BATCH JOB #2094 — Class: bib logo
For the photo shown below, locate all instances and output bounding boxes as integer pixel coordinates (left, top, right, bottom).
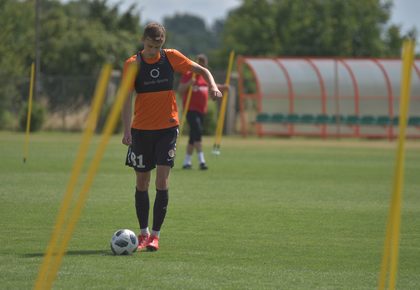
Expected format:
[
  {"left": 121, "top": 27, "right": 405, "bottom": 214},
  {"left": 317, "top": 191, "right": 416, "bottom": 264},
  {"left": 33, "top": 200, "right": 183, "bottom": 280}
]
[
  {"left": 150, "top": 68, "right": 160, "bottom": 79},
  {"left": 168, "top": 149, "right": 175, "bottom": 158}
]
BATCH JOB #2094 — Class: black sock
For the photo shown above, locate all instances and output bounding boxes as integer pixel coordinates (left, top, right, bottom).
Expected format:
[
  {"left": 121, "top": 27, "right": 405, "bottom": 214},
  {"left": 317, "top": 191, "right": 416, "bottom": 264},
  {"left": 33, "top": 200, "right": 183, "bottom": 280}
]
[
  {"left": 135, "top": 189, "right": 149, "bottom": 230},
  {"left": 152, "top": 189, "right": 169, "bottom": 232}
]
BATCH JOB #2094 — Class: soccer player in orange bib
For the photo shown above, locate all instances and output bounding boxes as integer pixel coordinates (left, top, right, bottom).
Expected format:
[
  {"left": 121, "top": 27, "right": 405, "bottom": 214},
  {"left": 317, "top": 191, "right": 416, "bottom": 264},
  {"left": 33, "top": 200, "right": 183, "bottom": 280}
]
[{"left": 121, "top": 23, "right": 222, "bottom": 251}]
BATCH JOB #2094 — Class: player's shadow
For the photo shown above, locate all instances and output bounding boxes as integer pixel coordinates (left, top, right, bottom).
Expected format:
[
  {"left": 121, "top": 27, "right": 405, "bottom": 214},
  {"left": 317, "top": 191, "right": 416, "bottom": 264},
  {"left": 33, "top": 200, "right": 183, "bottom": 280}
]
[{"left": 22, "top": 249, "right": 111, "bottom": 257}]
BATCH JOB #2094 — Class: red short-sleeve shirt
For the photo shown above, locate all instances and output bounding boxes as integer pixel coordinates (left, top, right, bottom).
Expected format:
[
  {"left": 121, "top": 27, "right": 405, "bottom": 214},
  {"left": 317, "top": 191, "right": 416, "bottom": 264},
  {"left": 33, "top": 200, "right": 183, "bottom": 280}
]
[{"left": 180, "top": 72, "right": 209, "bottom": 114}]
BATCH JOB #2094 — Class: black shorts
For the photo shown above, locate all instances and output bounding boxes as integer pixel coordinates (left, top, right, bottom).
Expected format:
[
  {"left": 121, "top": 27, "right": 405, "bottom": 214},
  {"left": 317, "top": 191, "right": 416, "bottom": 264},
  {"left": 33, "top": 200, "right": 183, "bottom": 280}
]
[
  {"left": 125, "top": 126, "right": 178, "bottom": 172},
  {"left": 187, "top": 111, "right": 204, "bottom": 145}
]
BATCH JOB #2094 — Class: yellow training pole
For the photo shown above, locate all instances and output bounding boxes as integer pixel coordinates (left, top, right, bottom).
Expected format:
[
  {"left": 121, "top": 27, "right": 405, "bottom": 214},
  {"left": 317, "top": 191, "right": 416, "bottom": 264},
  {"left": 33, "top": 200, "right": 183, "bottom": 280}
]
[
  {"left": 212, "top": 50, "right": 235, "bottom": 155},
  {"left": 179, "top": 73, "right": 196, "bottom": 136},
  {"left": 377, "top": 39, "right": 415, "bottom": 290},
  {"left": 23, "top": 62, "right": 35, "bottom": 163},
  {"left": 41, "top": 63, "right": 138, "bottom": 290},
  {"left": 33, "top": 64, "right": 113, "bottom": 290}
]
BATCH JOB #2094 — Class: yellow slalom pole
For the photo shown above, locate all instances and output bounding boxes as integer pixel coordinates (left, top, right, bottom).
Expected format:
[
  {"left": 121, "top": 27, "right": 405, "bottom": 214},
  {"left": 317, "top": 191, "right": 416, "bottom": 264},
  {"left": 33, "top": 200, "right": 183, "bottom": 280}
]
[
  {"left": 40, "top": 63, "right": 138, "bottom": 290},
  {"left": 212, "top": 50, "right": 235, "bottom": 155},
  {"left": 23, "top": 62, "right": 35, "bottom": 163},
  {"left": 33, "top": 64, "right": 113, "bottom": 290},
  {"left": 377, "top": 39, "right": 415, "bottom": 290},
  {"left": 179, "top": 73, "right": 196, "bottom": 136}
]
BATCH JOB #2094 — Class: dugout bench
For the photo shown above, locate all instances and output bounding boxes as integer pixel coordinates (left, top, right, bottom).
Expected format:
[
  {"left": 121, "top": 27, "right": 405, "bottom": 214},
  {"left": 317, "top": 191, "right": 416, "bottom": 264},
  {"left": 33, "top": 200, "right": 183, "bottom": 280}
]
[{"left": 256, "top": 113, "right": 420, "bottom": 127}]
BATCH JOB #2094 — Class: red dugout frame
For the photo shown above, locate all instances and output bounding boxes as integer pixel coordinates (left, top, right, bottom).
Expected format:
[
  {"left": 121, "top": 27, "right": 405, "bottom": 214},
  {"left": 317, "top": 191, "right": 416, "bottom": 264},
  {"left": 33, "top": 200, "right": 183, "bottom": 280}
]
[{"left": 238, "top": 56, "right": 420, "bottom": 139}]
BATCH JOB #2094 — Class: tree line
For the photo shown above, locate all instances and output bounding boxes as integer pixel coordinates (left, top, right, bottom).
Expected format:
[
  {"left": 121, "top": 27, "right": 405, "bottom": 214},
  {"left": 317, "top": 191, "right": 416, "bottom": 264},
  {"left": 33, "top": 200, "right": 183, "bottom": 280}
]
[
  {"left": 0, "top": 0, "right": 416, "bottom": 128},
  {"left": 222, "top": 0, "right": 415, "bottom": 59}
]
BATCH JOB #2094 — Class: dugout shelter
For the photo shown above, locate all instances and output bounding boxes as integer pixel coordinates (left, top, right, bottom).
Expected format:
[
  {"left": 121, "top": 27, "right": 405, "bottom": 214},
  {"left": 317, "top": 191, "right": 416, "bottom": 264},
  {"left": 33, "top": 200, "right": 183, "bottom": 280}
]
[{"left": 237, "top": 56, "right": 420, "bottom": 139}]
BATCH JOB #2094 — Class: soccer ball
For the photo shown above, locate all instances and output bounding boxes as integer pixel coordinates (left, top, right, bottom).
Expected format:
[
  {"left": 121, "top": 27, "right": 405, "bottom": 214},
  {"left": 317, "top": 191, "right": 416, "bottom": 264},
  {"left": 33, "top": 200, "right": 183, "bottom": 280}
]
[{"left": 110, "top": 229, "right": 138, "bottom": 255}]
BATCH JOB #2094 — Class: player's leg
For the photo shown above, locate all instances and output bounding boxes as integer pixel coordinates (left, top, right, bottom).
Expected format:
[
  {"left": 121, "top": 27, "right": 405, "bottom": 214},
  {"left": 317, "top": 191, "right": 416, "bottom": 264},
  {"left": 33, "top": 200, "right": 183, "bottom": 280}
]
[
  {"left": 135, "top": 171, "right": 152, "bottom": 249},
  {"left": 148, "top": 126, "right": 177, "bottom": 251},
  {"left": 183, "top": 112, "right": 194, "bottom": 169},
  {"left": 186, "top": 111, "right": 207, "bottom": 169},
  {"left": 146, "top": 165, "right": 170, "bottom": 251},
  {"left": 193, "top": 139, "right": 207, "bottom": 169},
  {"left": 154, "top": 165, "right": 170, "bottom": 230},
  {"left": 193, "top": 112, "right": 207, "bottom": 170},
  {"left": 182, "top": 142, "right": 194, "bottom": 169},
  {"left": 135, "top": 171, "right": 151, "bottom": 227},
  {"left": 125, "top": 128, "right": 156, "bottom": 249}
]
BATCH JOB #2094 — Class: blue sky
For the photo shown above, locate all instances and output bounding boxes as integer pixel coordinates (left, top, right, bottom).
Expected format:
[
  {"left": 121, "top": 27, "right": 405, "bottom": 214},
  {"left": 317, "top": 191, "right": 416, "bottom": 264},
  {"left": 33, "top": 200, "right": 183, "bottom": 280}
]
[
  {"left": 130, "top": 0, "right": 240, "bottom": 26},
  {"left": 390, "top": 0, "right": 420, "bottom": 34},
  {"left": 107, "top": 0, "right": 420, "bottom": 33},
  {"left": 61, "top": 0, "right": 420, "bottom": 37}
]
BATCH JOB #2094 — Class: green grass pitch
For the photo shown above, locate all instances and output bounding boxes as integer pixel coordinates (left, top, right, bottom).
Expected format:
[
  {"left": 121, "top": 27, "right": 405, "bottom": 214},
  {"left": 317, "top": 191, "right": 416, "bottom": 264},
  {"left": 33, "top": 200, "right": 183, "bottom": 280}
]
[{"left": 0, "top": 131, "right": 419, "bottom": 289}]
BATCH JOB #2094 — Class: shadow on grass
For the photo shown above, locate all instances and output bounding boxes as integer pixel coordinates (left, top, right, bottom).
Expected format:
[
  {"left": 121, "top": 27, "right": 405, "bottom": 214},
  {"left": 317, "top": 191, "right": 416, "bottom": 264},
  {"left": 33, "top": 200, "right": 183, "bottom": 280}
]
[{"left": 22, "top": 249, "right": 111, "bottom": 257}]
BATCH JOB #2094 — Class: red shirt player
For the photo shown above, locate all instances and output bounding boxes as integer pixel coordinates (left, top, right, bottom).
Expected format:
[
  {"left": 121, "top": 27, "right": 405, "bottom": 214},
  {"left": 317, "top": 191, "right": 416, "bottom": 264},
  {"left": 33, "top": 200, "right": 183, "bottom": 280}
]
[{"left": 178, "top": 54, "right": 228, "bottom": 170}]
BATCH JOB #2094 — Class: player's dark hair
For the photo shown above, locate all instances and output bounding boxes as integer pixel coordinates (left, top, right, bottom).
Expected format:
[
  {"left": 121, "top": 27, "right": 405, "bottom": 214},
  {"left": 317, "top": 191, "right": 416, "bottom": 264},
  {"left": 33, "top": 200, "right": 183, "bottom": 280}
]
[
  {"left": 197, "top": 54, "right": 208, "bottom": 67},
  {"left": 142, "top": 22, "right": 166, "bottom": 43}
]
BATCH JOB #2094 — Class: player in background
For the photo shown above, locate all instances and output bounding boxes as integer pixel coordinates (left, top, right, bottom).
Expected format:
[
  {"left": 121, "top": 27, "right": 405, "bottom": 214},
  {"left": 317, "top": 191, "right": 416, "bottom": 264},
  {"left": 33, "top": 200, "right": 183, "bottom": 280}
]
[
  {"left": 121, "top": 23, "right": 222, "bottom": 251},
  {"left": 178, "top": 54, "right": 228, "bottom": 170}
]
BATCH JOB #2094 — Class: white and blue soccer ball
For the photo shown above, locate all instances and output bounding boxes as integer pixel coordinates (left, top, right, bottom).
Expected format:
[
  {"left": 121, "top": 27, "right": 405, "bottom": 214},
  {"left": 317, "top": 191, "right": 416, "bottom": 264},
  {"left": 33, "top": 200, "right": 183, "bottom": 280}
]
[{"left": 110, "top": 229, "right": 138, "bottom": 255}]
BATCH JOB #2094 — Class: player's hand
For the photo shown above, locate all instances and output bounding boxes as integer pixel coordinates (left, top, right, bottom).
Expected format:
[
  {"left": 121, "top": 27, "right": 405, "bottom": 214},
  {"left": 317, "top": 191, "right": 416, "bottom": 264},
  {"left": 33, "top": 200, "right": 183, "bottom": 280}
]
[
  {"left": 209, "top": 88, "right": 222, "bottom": 101},
  {"left": 122, "top": 130, "right": 132, "bottom": 146}
]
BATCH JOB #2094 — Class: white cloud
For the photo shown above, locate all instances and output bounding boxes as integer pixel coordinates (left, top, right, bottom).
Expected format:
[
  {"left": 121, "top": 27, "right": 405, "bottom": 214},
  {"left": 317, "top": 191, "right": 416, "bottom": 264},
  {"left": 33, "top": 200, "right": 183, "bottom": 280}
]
[{"left": 110, "top": 0, "right": 241, "bottom": 26}]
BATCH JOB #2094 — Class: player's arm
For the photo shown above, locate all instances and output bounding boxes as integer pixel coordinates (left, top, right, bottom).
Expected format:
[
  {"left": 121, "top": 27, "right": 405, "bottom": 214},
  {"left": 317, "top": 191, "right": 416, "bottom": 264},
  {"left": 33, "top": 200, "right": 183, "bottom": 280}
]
[
  {"left": 217, "top": 83, "right": 229, "bottom": 92},
  {"left": 121, "top": 60, "right": 135, "bottom": 146},
  {"left": 167, "top": 49, "right": 221, "bottom": 99},
  {"left": 177, "top": 74, "right": 194, "bottom": 96},
  {"left": 190, "top": 63, "right": 222, "bottom": 100},
  {"left": 121, "top": 91, "right": 133, "bottom": 145}
]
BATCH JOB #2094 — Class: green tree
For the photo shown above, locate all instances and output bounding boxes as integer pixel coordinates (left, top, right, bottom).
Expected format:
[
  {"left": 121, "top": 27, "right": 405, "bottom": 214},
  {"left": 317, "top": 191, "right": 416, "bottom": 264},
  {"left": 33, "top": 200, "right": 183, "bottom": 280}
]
[
  {"left": 0, "top": 0, "right": 34, "bottom": 128},
  {"left": 40, "top": 0, "right": 142, "bottom": 75},
  {"left": 383, "top": 25, "right": 405, "bottom": 57},
  {"left": 0, "top": 0, "right": 143, "bottom": 129},
  {"left": 163, "top": 13, "right": 220, "bottom": 57},
  {"left": 223, "top": 0, "right": 279, "bottom": 56},
  {"left": 222, "top": 0, "right": 409, "bottom": 57}
]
